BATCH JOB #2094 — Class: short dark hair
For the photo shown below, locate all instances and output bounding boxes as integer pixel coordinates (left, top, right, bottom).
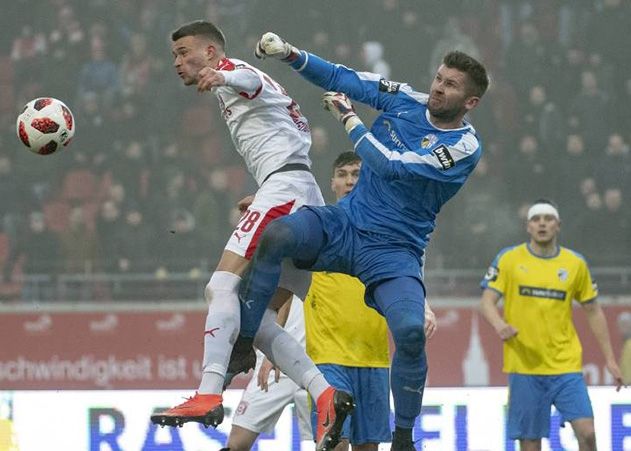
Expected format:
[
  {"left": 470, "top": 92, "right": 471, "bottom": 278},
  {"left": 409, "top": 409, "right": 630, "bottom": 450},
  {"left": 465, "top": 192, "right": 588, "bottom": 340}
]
[
  {"left": 171, "top": 20, "right": 226, "bottom": 49},
  {"left": 333, "top": 151, "right": 361, "bottom": 170},
  {"left": 443, "top": 51, "right": 489, "bottom": 98}
]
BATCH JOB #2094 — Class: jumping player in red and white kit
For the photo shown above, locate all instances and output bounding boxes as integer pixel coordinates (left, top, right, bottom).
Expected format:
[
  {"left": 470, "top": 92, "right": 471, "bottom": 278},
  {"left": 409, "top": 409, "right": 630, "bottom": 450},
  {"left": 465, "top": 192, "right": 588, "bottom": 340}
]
[{"left": 151, "top": 21, "right": 352, "bottom": 450}]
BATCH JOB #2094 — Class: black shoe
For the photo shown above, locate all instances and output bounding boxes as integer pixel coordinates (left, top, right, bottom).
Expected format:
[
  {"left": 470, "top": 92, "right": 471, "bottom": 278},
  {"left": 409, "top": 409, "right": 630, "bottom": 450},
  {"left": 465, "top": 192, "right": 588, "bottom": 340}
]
[
  {"left": 223, "top": 335, "right": 257, "bottom": 389},
  {"left": 391, "top": 429, "right": 416, "bottom": 451}
]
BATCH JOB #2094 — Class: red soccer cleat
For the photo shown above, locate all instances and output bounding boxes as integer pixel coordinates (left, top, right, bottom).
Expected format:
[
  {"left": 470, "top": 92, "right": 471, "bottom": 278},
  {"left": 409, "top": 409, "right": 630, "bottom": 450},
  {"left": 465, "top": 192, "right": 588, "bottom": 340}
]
[
  {"left": 150, "top": 392, "right": 224, "bottom": 428},
  {"left": 315, "top": 387, "right": 355, "bottom": 451}
]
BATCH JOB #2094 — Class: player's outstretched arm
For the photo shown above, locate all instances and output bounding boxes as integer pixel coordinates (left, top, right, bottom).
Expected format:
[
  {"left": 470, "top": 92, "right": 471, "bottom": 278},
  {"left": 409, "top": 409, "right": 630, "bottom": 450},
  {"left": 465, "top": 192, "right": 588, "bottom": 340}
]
[{"left": 255, "top": 32, "right": 400, "bottom": 112}]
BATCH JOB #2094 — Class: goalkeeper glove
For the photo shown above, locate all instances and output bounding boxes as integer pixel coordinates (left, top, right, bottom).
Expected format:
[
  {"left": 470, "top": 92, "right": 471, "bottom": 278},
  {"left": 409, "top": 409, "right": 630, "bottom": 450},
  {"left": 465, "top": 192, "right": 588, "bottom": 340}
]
[
  {"left": 255, "top": 32, "right": 300, "bottom": 62},
  {"left": 322, "top": 92, "right": 362, "bottom": 132}
]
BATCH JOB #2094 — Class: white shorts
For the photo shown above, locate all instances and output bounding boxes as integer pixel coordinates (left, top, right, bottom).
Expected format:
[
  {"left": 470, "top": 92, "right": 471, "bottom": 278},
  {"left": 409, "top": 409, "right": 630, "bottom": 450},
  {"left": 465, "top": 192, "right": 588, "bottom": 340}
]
[
  {"left": 224, "top": 170, "right": 325, "bottom": 300},
  {"left": 231, "top": 352, "right": 312, "bottom": 440}
]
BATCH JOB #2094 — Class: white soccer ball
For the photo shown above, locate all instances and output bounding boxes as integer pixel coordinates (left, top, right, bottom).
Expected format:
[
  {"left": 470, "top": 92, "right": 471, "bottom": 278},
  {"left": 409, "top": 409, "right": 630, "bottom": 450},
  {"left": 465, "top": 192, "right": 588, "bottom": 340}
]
[{"left": 16, "top": 97, "right": 75, "bottom": 155}]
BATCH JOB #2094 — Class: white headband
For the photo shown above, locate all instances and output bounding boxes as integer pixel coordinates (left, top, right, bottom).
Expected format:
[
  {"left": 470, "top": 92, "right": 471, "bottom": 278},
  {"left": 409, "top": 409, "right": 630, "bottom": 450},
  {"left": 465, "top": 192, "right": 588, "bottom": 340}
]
[{"left": 527, "top": 203, "right": 560, "bottom": 221}]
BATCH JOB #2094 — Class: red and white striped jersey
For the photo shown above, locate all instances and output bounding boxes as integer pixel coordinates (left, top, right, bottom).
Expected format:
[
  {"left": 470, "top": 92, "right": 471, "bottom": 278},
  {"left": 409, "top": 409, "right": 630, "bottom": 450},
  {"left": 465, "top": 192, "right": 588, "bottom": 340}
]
[{"left": 213, "top": 57, "right": 312, "bottom": 186}]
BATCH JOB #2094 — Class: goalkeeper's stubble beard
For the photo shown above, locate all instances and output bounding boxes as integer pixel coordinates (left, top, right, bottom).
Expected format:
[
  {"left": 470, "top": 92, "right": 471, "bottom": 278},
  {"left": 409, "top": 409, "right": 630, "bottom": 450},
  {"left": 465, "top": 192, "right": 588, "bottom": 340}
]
[{"left": 427, "top": 101, "right": 467, "bottom": 124}]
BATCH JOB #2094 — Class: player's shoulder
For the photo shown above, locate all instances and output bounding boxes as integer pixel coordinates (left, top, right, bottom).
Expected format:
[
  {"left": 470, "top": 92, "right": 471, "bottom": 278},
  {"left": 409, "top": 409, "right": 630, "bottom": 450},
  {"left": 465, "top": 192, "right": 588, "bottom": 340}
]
[
  {"left": 483, "top": 244, "right": 525, "bottom": 286},
  {"left": 372, "top": 76, "right": 432, "bottom": 111},
  {"left": 558, "top": 246, "right": 590, "bottom": 266},
  {"left": 440, "top": 128, "right": 481, "bottom": 158},
  {"left": 397, "top": 84, "right": 428, "bottom": 104},
  {"left": 493, "top": 243, "right": 525, "bottom": 265},
  {"left": 218, "top": 57, "right": 258, "bottom": 72}
]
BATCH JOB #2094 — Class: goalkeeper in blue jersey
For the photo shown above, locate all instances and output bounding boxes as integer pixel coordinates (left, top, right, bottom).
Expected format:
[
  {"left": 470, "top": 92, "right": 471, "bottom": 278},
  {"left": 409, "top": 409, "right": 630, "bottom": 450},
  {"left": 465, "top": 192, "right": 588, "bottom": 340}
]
[{"left": 231, "top": 33, "right": 489, "bottom": 451}]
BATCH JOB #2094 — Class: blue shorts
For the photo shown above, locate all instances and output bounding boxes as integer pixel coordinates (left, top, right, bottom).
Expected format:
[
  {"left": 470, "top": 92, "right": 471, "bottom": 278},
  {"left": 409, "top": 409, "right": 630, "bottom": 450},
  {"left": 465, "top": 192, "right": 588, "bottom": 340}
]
[
  {"left": 299, "top": 205, "right": 424, "bottom": 311},
  {"left": 507, "top": 373, "right": 594, "bottom": 440},
  {"left": 311, "top": 364, "right": 391, "bottom": 445}
]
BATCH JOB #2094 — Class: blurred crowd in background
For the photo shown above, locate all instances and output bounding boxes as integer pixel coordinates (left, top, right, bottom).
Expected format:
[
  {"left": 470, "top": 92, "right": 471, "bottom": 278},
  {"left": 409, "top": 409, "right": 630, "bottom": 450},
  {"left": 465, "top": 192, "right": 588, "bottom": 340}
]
[{"left": 0, "top": 0, "right": 629, "bottom": 301}]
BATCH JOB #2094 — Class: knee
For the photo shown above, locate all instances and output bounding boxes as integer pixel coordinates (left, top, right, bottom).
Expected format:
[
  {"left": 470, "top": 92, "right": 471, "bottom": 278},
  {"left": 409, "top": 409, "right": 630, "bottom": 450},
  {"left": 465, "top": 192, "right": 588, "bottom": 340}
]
[
  {"left": 391, "top": 320, "right": 426, "bottom": 358},
  {"left": 575, "top": 427, "right": 596, "bottom": 449},
  {"left": 257, "top": 218, "right": 295, "bottom": 259},
  {"left": 204, "top": 271, "right": 240, "bottom": 304}
]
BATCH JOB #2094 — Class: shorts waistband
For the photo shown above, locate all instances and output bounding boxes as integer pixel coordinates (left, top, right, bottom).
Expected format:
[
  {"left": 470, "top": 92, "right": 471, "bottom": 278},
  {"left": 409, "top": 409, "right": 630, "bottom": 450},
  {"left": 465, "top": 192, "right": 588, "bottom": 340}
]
[{"left": 263, "top": 163, "right": 311, "bottom": 184}]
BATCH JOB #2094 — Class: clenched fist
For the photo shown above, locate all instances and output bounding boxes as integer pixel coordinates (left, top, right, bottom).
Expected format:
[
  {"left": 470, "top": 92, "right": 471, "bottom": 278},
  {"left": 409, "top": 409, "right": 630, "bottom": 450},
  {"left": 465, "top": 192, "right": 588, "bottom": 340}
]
[{"left": 254, "top": 32, "right": 299, "bottom": 61}]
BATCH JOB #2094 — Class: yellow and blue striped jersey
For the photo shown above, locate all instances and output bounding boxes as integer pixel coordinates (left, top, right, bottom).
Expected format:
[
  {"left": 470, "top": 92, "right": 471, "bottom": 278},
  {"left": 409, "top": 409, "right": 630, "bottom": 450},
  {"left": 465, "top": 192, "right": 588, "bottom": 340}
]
[
  {"left": 481, "top": 243, "right": 598, "bottom": 375},
  {"left": 304, "top": 272, "right": 389, "bottom": 367}
]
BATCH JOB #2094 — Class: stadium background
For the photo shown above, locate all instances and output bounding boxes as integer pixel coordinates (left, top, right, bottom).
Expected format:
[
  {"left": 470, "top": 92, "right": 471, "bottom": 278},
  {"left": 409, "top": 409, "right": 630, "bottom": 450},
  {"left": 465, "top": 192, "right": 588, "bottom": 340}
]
[{"left": 0, "top": 0, "right": 630, "bottom": 450}]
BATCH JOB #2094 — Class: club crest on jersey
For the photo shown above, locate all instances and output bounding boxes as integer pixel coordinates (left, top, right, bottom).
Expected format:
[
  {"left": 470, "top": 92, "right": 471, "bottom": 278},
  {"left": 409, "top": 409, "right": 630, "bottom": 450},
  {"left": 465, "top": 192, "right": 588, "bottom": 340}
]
[
  {"left": 379, "top": 79, "right": 401, "bottom": 94},
  {"left": 558, "top": 268, "right": 568, "bottom": 281},
  {"left": 432, "top": 144, "right": 455, "bottom": 170},
  {"left": 421, "top": 134, "right": 438, "bottom": 149}
]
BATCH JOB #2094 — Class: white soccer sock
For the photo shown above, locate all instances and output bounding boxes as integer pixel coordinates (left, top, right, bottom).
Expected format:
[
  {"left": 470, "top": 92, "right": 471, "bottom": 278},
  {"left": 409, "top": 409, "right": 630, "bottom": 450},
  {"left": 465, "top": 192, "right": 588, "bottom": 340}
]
[
  {"left": 254, "top": 308, "right": 329, "bottom": 400},
  {"left": 198, "top": 271, "right": 241, "bottom": 395},
  {"left": 304, "top": 370, "right": 330, "bottom": 401}
]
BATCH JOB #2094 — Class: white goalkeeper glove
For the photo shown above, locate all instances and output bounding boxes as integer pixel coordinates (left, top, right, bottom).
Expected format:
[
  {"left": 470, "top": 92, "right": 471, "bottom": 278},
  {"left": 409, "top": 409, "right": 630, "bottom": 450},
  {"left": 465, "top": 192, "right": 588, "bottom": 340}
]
[
  {"left": 255, "top": 32, "right": 299, "bottom": 61},
  {"left": 322, "top": 92, "right": 363, "bottom": 133}
]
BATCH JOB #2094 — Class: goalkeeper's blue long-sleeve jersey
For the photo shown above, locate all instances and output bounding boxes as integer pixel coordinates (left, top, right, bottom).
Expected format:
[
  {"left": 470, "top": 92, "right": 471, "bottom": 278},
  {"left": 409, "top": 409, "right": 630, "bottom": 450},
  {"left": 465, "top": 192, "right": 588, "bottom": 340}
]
[{"left": 290, "top": 52, "right": 483, "bottom": 257}]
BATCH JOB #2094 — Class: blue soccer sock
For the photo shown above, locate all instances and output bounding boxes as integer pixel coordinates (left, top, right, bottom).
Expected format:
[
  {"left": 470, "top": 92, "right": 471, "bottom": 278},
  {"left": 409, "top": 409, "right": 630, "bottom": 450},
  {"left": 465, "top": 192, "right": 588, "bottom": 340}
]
[
  {"left": 373, "top": 277, "right": 427, "bottom": 429},
  {"left": 239, "top": 208, "right": 324, "bottom": 338}
]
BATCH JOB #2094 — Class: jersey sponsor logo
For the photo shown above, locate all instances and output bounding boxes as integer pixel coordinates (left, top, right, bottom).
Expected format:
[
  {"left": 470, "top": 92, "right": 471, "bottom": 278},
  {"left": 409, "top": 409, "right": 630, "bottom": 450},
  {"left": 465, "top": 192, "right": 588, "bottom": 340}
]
[
  {"left": 519, "top": 285, "right": 566, "bottom": 301},
  {"left": 378, "top": 79, "right": 401, "bottom": 94},
  {"left": 484, "top": 266, "right": 499, "bottom": 282},
  {"left": 558, "top": 268, "right": 568, "bottom": 281},
  {"left": 421, "top": 134, "right": 438, "bottom": 149},
  {"left": 383, "top": 119, "right": 407, "bottom": 149},
  {"left": 433, "top": 144, "right": 455, "bottom": 170}
]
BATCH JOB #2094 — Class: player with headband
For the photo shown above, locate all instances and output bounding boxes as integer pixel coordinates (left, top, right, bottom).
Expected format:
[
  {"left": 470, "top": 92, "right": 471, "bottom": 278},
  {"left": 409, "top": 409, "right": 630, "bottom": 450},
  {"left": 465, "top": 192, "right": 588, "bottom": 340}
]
[{"left": 480, "top": 198, "right": 623, "bottom": 451}]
